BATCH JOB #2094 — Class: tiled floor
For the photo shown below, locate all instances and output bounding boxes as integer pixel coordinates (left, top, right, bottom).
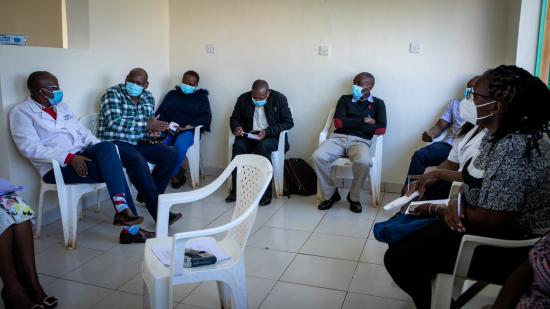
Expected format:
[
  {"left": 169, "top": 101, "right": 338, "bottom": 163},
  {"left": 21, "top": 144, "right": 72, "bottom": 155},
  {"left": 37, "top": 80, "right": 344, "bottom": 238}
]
[{"left": 12, "top": 177, "right": 421, "bottom": 309}]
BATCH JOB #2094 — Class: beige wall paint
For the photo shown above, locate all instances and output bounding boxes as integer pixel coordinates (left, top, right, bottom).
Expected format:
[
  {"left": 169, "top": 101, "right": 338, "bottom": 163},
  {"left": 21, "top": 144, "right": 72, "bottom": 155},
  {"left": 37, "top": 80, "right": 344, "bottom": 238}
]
[
  {"left": 0, "top": 0, "right": 171, "bottom": 216},
  {"left": 169, "top": 0, "right": 519, "bottom": 184},
  {"left": 0, "top": 0, "right": 64, "bottom": 48}
]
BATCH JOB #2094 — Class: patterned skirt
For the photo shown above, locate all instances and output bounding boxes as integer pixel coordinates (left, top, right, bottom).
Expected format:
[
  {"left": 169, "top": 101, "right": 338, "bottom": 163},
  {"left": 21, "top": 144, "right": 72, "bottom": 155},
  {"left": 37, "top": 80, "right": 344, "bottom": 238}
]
[{"left": 0, "top": 193, "right": 34, "bottom": 235}]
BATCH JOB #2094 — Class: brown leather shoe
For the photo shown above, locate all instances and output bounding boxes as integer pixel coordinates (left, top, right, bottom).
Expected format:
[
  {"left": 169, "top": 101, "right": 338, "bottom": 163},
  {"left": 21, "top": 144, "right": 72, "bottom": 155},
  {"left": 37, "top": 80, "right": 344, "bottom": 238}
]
[
  {"left": 119, "top": 228, "right": 155, "bottom": 244},
  {"left": 113, "top": 209, "right": 144, "bottom": 226}
]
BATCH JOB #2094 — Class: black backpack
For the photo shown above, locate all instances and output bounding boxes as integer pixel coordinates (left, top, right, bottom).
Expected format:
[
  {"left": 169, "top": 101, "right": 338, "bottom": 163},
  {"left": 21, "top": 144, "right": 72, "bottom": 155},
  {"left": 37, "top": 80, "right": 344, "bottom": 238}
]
[{"left": 283, "top": 158, "right": 317, "bottom": 196}]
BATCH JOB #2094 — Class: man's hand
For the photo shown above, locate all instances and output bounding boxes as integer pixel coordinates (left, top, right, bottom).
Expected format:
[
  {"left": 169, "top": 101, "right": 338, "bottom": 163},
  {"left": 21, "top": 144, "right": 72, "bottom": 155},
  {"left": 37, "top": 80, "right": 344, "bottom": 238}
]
[
  {"left": 422, "top": 131, "right": 434, "bottom": 142},
  {"left": 233, "top": 126, "right": 244, "bottom": 136},
  {"left": 71, "top": 155, "right": 92, "bottom": 177},
  {"left": 147, "top": 115, "right": 169, "bottom": 132},
  {"left": 257, "top": 129, "right": 266, "bottom": 141},
  {"left": 364, "top": 117, "right": 376, "bottom": 125},
  {"left": 442, "top": 197, "right": 465, "bottom": 233}
]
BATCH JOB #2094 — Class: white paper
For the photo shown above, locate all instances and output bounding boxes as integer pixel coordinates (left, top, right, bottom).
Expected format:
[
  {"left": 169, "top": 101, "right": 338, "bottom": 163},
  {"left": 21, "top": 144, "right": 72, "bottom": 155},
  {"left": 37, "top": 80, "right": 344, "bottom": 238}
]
[
  {"left": 382, "top": 191, "right": 420, "bottom": 211},
  {"left": 245, "top": 132, "right": 261, "bottom": 140},
  {"left": 152, "top": 237, "right": 231, "bottom": 267},
  {"left": 0, "top": 178, "right": 24, "bottom": 195},
  {"left": 405, "top": 199, "right": 449, "bottom": 214}
]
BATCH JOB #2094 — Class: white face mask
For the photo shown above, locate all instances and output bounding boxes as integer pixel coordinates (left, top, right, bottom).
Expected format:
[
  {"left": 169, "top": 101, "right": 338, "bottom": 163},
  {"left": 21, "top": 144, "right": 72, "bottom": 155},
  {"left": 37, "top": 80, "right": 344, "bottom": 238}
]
[{"left": 459, "top": 97, "right": 496, "bottom": 125}]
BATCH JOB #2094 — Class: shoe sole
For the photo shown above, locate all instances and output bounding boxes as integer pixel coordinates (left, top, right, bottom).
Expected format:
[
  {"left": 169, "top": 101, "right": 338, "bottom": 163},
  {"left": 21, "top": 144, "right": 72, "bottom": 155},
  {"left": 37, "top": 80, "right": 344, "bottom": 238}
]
[{"left": 113, "top": 217, "right": 144, "bottom": 226}]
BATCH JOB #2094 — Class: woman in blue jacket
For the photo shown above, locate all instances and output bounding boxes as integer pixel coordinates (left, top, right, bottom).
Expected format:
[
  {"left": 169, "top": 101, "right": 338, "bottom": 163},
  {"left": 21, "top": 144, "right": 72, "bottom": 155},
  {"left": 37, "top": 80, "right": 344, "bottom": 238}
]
[{"left": 156, "top": 71, "right": 212, "bottom": 188}]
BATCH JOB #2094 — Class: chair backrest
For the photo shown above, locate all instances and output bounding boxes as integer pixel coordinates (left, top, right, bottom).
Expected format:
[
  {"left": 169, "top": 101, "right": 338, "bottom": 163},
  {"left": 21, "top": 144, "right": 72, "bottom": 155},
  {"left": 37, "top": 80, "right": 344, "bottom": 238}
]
[
  {"left": 79, "top": 113, "right": 100, "bottom": 135},
  {"left": 229, "top": 155, "right": 273, "bottom": 247}
]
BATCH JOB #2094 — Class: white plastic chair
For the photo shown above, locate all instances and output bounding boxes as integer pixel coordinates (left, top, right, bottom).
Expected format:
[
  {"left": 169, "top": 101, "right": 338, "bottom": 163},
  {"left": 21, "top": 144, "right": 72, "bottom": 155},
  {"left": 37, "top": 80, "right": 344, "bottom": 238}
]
[
  {"left": 317, "top": 108, "right": 383, "bottom": 207},
  {"left": 431, "top": 235, "right": 540, "bottom": 309},
  {"left": 227, "top": 130, "right": 288, "bottom": 198},
  {"left": 142, "top": 154, "right": 273, "bottom": 309},
  {"left": 34, "top": 159, "right": 106, "bottom": 249}
]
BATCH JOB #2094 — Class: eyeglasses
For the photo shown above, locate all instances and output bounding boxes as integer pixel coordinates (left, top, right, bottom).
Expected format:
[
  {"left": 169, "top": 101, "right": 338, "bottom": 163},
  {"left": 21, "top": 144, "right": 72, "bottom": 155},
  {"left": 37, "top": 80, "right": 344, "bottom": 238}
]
[{"left": 465, "top": 88, "right": 492, "bottom": 100}]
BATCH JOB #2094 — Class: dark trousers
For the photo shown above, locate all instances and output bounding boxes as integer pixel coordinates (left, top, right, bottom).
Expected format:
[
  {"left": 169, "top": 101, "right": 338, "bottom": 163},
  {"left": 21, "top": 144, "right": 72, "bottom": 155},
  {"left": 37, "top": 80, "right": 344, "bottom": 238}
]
[
  {"left": 403, "top": 142, "right": 452, "bottom": 193},
  {"left": 384, "top": 220, "right": 530, "bottom": 309},
  {"left": 230, "top": 136, "right": 278, "bottom": 200},
  {"left": 113, "top": 141, "right": 178, "bottom": 220},
  {"left": 42, "top": 141, "right": 137, "bottom": 216}
]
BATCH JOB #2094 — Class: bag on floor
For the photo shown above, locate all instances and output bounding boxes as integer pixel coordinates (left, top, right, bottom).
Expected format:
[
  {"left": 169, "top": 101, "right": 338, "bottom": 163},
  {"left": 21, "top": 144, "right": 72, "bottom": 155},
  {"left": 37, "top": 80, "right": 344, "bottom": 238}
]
[{"left": 283, "top": 158, "right": 317, "bottom": 196}]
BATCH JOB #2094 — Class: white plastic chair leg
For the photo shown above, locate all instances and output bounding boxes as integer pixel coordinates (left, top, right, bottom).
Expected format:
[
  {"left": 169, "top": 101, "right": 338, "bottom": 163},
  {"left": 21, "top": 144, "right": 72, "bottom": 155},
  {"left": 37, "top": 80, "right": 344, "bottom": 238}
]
[
  {"left": 228, "top": 275, "right": 247, "bottom": 309},
  {"left": 62, "top": 191, "right": 79, "bottom": 250},
  {"left": 217, "top": 281, "right": 233, "bottom": 309},
  {"left": 143, "top": 282, "right": 152, "bottom": 309},
  {"left": 35, "top": 185, "right": 47, "bottom": 238},
  {"left": 431, "top": 273, "right": 455, "bottom": 309},
  {"left": 271, "top": 152, "right": 284, "bottom": 198},
  {"left": 369, "top": 169, "right": 382, "bottom": 207},
  {"left": 188, "top": 147, "right": 200, "bottom": 189},
  {"left": 95, "top": 190, "right": 101, "bottom": 212}
]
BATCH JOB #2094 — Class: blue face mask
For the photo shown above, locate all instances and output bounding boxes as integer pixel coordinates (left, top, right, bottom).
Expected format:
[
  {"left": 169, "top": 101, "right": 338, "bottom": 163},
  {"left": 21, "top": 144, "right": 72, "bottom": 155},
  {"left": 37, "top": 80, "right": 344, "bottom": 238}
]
[
  {"left": 252, "top": 98, "right": 267, "bottom": 107},
  {"left": 125, "top": 82, "right": 144, "bottom": 97},
  {"left": 352, "top": 84, "right": 364, "bottom": 100},
  {"left": 179, "top": 83, "right": 196, "bottom": 94},
  {"left": 44, "top": 89, "right": 63, "bottom": 105}
]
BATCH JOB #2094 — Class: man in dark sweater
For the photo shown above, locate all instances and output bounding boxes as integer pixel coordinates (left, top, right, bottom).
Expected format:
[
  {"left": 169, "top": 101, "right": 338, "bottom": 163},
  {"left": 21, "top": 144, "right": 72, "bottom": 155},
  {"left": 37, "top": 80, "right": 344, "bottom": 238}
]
[
  {"left": 226, "top": 79, "right": 294, "bottom": 206},
  {"left": 313, "top": 72, "right": 387, "bottom": 213}
]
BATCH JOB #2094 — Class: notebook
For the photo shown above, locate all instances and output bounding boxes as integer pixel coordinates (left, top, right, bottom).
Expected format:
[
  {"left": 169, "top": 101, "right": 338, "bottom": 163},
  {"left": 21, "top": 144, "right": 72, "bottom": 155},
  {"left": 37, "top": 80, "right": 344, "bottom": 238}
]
[
  {"left": 405, "top": 199, "right": 449, "bottom": 214},
  {"left": 382, "top": 191, "right": 420, "bottom": 211}
]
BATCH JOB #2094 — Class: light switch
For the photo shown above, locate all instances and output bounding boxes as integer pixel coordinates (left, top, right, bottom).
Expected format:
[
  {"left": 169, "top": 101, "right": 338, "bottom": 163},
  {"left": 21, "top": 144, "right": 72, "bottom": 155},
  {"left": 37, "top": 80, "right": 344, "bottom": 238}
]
[
  {"left": 206, "top": 44, "right": 215, "bottom": 54},
  {"left": 409, "top": 43, "right": 422, "bottom": 54},
  {"left": 319, "top": 45, "right": 330, "bottom": 56}
]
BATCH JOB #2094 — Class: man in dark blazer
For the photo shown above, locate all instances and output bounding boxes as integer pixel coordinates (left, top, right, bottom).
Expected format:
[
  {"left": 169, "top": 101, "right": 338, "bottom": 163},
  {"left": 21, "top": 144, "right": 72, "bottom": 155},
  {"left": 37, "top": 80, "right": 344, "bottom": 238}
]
[{"left": 226, "top": 79, "right": 294, "bottom": 206}]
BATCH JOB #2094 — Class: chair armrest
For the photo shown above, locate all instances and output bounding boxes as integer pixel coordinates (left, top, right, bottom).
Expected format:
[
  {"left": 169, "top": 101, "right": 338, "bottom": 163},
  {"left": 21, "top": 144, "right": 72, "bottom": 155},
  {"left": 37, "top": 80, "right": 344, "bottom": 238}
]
[
  {"left": 193, "top": 125, "right": 203, "bottom": 146},
  {"left": 453, "top": 235, "right": 540, "bottom": 278},
  {"left": 319, "top": 108, "right": 335, "bottom": 146},
  {"left": 370, "top": 135, "right": 384, "bottom": 159},
  {"left": 278, "top": 130, "right": 288, "bottom": 153},
  {"left": 156, "top": 160, "right": 236, "bottom": 236}
]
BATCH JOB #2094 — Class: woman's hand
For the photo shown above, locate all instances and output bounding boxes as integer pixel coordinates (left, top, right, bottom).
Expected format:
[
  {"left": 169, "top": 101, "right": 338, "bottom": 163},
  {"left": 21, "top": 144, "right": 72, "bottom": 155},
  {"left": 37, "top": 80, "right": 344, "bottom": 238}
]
[
  {"left": 441, "top": 198, "right": 466, "bottom": 233},
  {"left": 410, "top": 171, "right": 440, "bottom": 198},
  {"left": 411, "top": 204, "right": 432, "bottom": 217}
]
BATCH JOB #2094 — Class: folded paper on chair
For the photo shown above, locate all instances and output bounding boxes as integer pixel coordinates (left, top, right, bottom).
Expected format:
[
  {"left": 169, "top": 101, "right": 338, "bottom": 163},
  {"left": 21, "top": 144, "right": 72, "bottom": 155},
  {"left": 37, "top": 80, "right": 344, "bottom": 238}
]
[
  {"left": 405, "top": 199, "right": 449, "bottom": 214},
  {"left": 0, "top": 179, "right": 24, "bottom": 196},
  {"left": 152, "top": 236, "right": 230, "bottom": 267},
  {"left": 382, "top": 191, "right": 419, "bottom": 211}
]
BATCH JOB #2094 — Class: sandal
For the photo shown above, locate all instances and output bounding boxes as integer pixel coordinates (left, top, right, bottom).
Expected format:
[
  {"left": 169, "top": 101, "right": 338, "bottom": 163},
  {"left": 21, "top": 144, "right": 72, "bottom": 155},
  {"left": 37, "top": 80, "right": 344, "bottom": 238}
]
[{"left": 42, "top": 296, "right": 58, "bottom": 308}]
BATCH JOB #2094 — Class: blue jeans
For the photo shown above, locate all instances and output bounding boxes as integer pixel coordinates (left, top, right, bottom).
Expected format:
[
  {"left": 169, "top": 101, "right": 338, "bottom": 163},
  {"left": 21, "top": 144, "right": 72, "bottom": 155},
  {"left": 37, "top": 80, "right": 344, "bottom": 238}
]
[
  {"left": 113, "top": 141, "right": 178, "bottom": 220},
  {"left": 42, "top": 141, "right": 137, "bottom": 216},
  {"left": 163, "top": 131, "right": 195, "bottom": 177},
  {"left": 403, "top": 142, "right": 452, "bottom": 194}
]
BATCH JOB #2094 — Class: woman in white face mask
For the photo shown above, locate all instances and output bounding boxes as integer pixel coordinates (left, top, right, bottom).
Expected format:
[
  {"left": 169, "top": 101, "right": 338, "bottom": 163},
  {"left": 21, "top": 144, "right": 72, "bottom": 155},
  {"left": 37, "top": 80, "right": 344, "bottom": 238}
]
[{"left": 385, "top": 65, "right": 550, "bottom": 309}]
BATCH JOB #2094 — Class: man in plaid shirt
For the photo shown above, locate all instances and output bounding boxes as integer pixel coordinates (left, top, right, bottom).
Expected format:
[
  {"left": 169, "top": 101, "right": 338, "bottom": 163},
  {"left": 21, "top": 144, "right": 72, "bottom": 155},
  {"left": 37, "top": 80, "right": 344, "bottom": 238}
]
[{"left": 98, "top": 68, "right": 182, "bottom": 240}]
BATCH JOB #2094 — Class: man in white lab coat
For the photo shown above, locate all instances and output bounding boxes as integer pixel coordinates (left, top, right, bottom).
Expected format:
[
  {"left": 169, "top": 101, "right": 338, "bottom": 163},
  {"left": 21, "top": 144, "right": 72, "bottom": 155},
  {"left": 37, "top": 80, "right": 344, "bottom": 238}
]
[{"left": 10, "top": 71, "right": 154, "bottom": 244}]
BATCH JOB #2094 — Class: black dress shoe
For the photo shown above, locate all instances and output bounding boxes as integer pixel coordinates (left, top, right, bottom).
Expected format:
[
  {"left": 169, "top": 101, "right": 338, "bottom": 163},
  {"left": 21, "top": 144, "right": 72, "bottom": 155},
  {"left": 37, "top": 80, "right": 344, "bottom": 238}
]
[
  {"left": 169, "top": 212, "right": 183, "bottom": 225},
  {"left": 318, "top": 190, "right": 341, "bottom": 210},
  {"left": 225, "top": 194, "right": 236, "bottom": 203},
  {"left": 113, "top": 211, "right": 144, "bottom": 226},
  {"left": 259, "top": 197, "right": 271, "bottom": 206},
  {"left": 347, "top": 193, "right": 362, "bottom": 213},
  {"left": 119, "top": 228, "right": 156, "bottom": 244}
]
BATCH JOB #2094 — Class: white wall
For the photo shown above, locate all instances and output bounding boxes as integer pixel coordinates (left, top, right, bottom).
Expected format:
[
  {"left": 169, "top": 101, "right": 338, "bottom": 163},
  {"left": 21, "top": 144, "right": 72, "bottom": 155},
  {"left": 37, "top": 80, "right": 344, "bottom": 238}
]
[
  {"left": 516, "top": 0, "right": 542, "bottom": 73},
  {"left": 169, "top": 0, "right": 519, "bottom": 186},
  {"left": 0, "top": 0, "right": 170, "bottom": 214}
]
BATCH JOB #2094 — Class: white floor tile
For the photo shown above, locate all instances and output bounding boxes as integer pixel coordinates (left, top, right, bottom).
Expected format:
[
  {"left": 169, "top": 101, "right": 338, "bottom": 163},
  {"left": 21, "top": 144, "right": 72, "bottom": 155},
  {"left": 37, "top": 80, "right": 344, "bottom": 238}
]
[
  {"left": 74, "top": 222, "right": 122, "bottom": 251},
  {"left": 299, "top": 233, "right": 366, "bottom": 261},
  {"left": 326, "top": 202, "right": 378, "bottom": 220},
  {"left": 107, "top": 242, "right": 146, "bottom": 259},
  {"left": 91, "top": 290, "right": 143, "bottom": 308},
  {"left": 118, "top": 274, "right": 198, "bottom": 303},
  {"left": 182, "top": 277, "right": 276, "bottom": 309},
  {"left": 349, "top": 263, "right": 411, "bottom": 301},
  {"left": 264, "top": 206, "right": 325, "bottom": 231},
  {"left": 360, "top": 239, "right": 388, "bottom": 264},
  {"left": 260, "top": 282, "right": 346, "bottom": 309},
  {"left": 248, "top": 226, "right": 310, "bottom": 252},
  {"left": 315, "top": 215, "right": 373, "bottom": 238},
  {"left": 63, "top": 252, "right": 141, "bottom": 289},
  {"left": 244, "top": 247, "right": 295, "bottom": 280},
  {"left": 172, "top": 200, "right": 232, "bottom": 220},
  {"left": 44, "top": 279, "right": 112, "bottom": 309},
  {"left": 168, "top": 216, "right": 212, "bottom": 236},
  {"left": 34, "top": 237, "right": 59, "bottom": 254},
  {"left": 342, "top": 292, "right": 414, "bottom": 309},
  {"left": 281, "top": 254, "right": 357, "bottom": 291},
  {"left": 36, "top": 244, "right": 104, "bottom": 277}
]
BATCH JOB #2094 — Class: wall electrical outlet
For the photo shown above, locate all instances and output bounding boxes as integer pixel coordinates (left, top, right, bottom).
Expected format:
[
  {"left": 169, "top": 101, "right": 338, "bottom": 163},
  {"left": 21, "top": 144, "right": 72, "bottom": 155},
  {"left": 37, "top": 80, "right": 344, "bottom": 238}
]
[
  {"left": 206, "top": 44, "right": 215, "bottom": 54},
  {"left": 319, "top": 45, "right": 330, "bottom": 56},
  {"left": 409, "top": 43, "right": 422, "bottom": 54}
]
